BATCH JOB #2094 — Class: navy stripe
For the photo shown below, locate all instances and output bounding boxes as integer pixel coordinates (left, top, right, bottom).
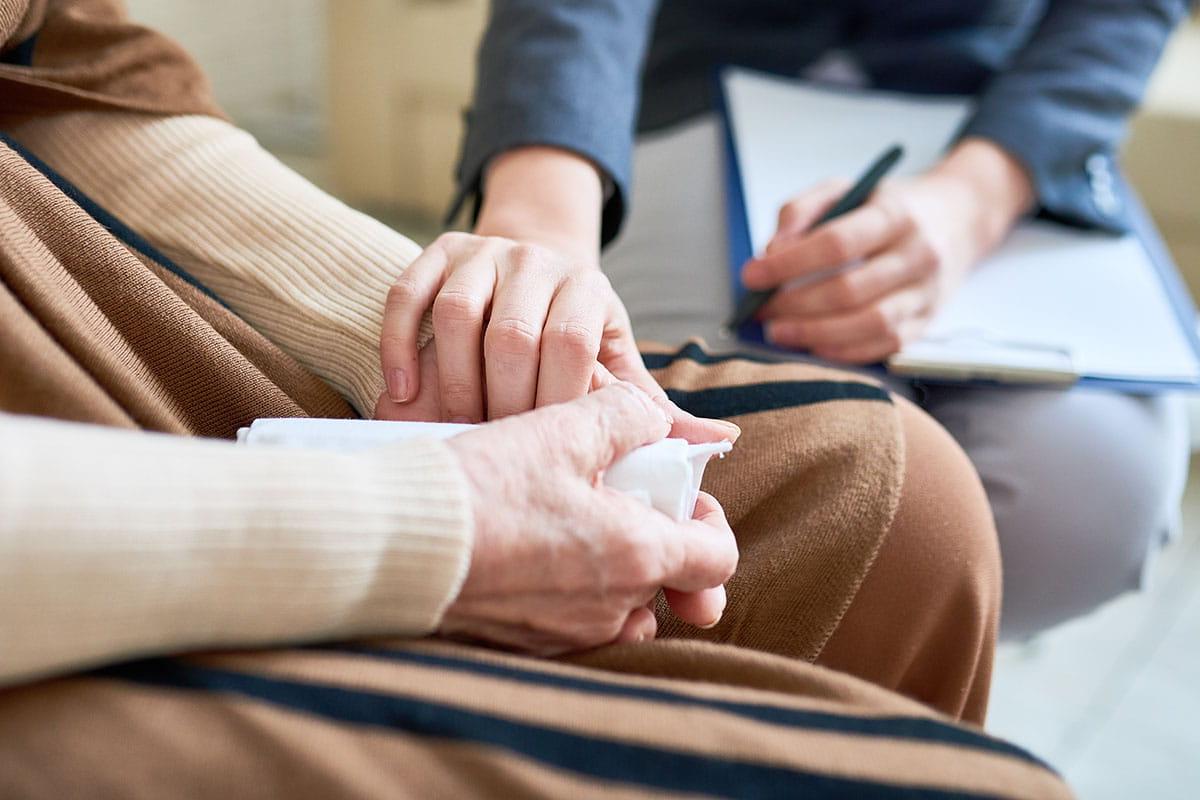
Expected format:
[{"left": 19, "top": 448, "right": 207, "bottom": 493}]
[
  {"left": 665, "top": 380, "right": 889, "bottom": 419},
  {"left": 92, "top": 658, "right": 1003, "bottom": 800},
  {"left": 320, "top": 644, "right": 1049, "bottom": 771},
  {"left": 642, "top": 342, "right": 788, "bottom": 369},
  {"left": 1, "top": 33, "right": 38, "bottom": 66},
  {"left": 0, "top": 133, "right": 228, "bottom": 308}
]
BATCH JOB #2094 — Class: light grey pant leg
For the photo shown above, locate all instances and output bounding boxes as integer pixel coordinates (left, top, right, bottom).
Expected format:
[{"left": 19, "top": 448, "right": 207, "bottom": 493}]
[
  {"left": 917, "top": 384, "right": 1188, "bottom": 640},
  {"left": 604, "top": 115, "right": 1191, "bottom": 639}
]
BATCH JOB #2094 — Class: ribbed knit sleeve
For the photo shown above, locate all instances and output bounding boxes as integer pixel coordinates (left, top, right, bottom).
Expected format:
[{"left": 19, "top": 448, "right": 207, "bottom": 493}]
[
  {"left": 10, "top": 112, "right": 429, "bottom": 418},
  {"left": 0, "top": 412, "right": 473, "bottom": 687}
]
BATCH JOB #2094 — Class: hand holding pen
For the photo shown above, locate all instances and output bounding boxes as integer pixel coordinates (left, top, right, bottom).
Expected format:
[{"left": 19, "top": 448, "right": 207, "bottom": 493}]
[{"left": 730, "top": 138, "right": 1032, "bottom": 365}]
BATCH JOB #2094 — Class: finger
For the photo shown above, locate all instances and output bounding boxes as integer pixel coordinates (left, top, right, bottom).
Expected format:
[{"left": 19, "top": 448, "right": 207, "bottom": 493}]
[
  {"left": 590, "top": 361, "right": 619, "bottom": 391},
  {"left": 433, "top": 255, "right": 496, "bottom": 423},
  {"left": 537, "top": 382, "right": 672, "bottom": 474},
  {"left": 660, "top": 492, "right": 739, "bottom": 594},
  {"left": 535, "top": 275, "right": 606, "bottom": 407},
  {"left": 380, "top": 244, "right": 449, "bottom": 403},
  {"left": 597, "top": 296, "right": 662, "bottom": 398},
  {"left": 743, "top": 197, "right": 911, "bottom": 289},
  {"left": 815, "top": 318, "right": 932, "bottom": 365},
  {"left": 768, "top": 178, "right": 853, "bottom": 253},
  {"left": 758, "top": 243, "right": 932, "bottom": 321},
  {"left": 594, "top": 327, "right": 732, "bottom": 444},
  {"left": 484, "top": 256, "right": 560, "bottom": 419},
  {"left": 766, "top": 287, "right": 932, "bottom": 353},
  {"left": 663, "top": 585, "right": 726, "bottom": 629},
  {"left": 614, "top": 605, "right": 658, "bottom": 644},
  {"left": 373, "top": 342, "right": 443, "bottom": 421}
]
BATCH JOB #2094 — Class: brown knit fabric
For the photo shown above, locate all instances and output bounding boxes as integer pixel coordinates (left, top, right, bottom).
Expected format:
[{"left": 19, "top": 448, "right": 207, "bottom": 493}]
[
  {"left": 0, "top": 640, "right": 1071, "bottom": 800},
  {"left": 0, "top": 0, "right": 222, "bottom": 126},
  {"left": 643, "top": 344, "right": 903, "bottom": 663},
  {"left": 0, "top": 138, "right": 353, "bottom": 435}
]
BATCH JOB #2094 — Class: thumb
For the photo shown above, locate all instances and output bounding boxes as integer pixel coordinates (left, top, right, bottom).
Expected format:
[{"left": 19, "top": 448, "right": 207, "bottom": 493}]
[{"left": 540, "top": 382, "right": 672, "bottom": 475}]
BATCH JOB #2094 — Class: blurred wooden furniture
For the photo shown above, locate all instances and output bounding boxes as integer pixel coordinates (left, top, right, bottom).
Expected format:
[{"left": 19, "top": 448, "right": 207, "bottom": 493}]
[
  {"left": 1127, "top": 17, "right": 1200, "bottom": 294},
  {"left": 328, "top": 0, "right": 487, "bottom": 219}
]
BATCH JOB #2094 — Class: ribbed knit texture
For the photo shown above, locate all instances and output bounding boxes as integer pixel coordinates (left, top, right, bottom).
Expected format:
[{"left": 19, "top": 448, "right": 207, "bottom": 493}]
[
  {"left": 0, "top": 112, "right": 469, "bottom": 686},
  {"left": 12, "top": 112, "right": 433, "bottom": 418},
  {"left": 0, "top": 413, "right": 473, "bottom": 686}
]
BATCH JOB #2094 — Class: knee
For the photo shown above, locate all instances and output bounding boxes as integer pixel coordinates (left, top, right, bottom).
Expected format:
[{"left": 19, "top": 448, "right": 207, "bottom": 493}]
[
  {"left": 949, "top": 391, "right": 1189, "bottom": 639},
  {"left": 889, "top": 396, "right": 1002, "bottom": 629},
  {"left": 818, "top": 398, "right": 1000, "bottom": 721}
]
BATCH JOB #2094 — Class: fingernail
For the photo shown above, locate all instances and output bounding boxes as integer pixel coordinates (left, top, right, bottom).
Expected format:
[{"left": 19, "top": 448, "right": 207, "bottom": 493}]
[
  {"left": 449, "top": 416, "right": 473, "bottom": 425},
  {"left": 386, "top": 368, "right": 410, "bottom": 403},
  {"left": 698, "top": 613, "right": 723, "bottom": 630},
  {"left": 714, "top": 420, "right": 742, "bottom": 442}
]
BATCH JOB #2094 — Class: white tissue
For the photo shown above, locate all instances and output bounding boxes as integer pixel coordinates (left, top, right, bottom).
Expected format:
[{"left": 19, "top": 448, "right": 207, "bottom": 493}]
[{"left": 237, "top": 418, "right": 731, "bottom": 522}]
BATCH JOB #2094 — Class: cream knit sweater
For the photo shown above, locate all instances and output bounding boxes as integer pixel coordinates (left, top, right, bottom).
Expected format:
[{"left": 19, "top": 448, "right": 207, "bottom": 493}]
[{"left": 0, "top": 113, "right": 472, "bottom": 686}]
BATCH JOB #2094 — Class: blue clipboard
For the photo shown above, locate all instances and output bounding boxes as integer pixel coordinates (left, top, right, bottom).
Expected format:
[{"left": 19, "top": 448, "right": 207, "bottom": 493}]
[{"left": 716, "top": 70, "right": 1200, "bottom": 393}]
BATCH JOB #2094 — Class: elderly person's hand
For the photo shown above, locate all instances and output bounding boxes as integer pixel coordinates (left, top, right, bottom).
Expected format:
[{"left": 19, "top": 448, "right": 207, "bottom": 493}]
[
  {"left": 439, "top": 382, "right": 740, "bottom": 655},
  {"left": 743, "top": 138, "right": 1034, "bottom": 364}
]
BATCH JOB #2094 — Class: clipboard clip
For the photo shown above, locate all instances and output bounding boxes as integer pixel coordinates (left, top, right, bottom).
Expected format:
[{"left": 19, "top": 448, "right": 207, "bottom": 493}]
[{"left": 887, "top": 329, "right": 1079, "bottom": 386}]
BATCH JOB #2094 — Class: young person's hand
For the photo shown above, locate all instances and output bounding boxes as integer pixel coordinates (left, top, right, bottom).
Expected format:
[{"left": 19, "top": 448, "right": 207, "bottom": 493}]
[
  {"left": 379, "top": 230, "right": 654, "bottom": 422},
  {"left": 379, "top": 146, "right": 668, "bottom": 423},
  {"left": 440, "top": 383, "right": 739, "bottom": 655},
  {"left": 744, "top": 138, "right": 1034, "bottom": 364}
]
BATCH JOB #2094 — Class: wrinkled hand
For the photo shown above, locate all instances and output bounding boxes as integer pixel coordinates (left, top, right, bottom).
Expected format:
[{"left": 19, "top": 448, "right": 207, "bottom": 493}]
[
  {"left": 744, "top": 139, "right": 1032, "bottom": 364},
  {"left": 379, "top": 232, "right": 661, "bottom": 422},
  {"left": 440, "top": 383, "right": 740, "bottom": 656}
]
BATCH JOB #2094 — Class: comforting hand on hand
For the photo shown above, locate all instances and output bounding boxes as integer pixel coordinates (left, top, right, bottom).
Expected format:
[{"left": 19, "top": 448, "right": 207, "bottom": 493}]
[
  {"left": 379, "top": 231, "right": 656, "bottom": 422},
  {"left": 440, "top": 383, "right": 740, "bottom": 655},
  {"left": 745, "top": 138, "right": 1034, "bottom": 364}
]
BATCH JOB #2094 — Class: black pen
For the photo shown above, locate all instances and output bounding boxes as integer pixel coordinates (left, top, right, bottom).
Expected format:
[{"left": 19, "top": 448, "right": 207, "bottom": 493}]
[{"left": 725, "top": 143, "right": 905, "bottom": 332}]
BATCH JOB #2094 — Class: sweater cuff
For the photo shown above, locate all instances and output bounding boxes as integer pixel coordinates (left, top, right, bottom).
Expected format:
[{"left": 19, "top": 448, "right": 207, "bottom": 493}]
[
  {"left": 0, "top": 414, "right": 473, "bottom": 684},
  {"left": 961, "top": 95, "right": 1131, "bottom": 234}
]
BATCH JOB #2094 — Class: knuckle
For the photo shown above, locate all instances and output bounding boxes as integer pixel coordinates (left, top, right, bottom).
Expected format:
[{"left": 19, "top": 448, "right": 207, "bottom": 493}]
[
  {"left": 829, "top": 276, "right": 861, "bottom": 308},
  {"left": 544, "top": 321, "right": 600, "bottom": 363},
  {"left": 509, "top": 243, "right": 547, "bottom": 270},
  {"left": 825, "top": 233, "right": 853, "bottom": 264},
  {"left": 434, "top": 231, "right": 473, "bottom": 250},
  {"left": 581, "top": 270, "right": 613, "bottom": 294},
  {"left": 440, "top": 376, "right": 478, "bottom": 403},
  {"left": 604, "top": 523, "right": 655, "bottom": 583},
  {"left": 867, "top": 307, "right": 892, "bottom": 336},
  {"left": 486, "top": 316, "right": 542, "bottom": 356},
  {"left": 433, "top": 288, "right": 485, "bottom": 325},
  {"left": 385, "top": 278, "right": 420, "bottom": 311}
]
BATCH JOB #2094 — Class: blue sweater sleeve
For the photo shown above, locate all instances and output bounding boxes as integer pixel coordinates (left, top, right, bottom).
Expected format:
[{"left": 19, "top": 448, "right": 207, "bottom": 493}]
[
  {"left": 960, "top": 0, "right": 1191, "bottom": 232},
  {"left": 451, "top": 0, "right": 659, "bottom": 246}
]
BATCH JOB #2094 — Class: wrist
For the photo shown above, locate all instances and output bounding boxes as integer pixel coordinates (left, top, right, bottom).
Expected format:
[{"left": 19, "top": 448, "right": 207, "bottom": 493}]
[
  {"left": 932, "top": 137, "right": 1035, "bottom": 248},
  {"left": 476, "top": 146, "right": 604, "bottom": 268}
]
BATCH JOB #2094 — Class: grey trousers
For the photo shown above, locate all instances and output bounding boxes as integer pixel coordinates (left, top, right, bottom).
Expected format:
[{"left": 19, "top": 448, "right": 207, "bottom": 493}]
[{"left": 603, "top": 116, "right": 1189, "bottom": 640}]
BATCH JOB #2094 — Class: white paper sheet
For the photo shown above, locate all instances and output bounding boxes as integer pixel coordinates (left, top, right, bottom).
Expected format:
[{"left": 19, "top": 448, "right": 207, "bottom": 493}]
[{"left": 723, "top": 68, "right": 1200, "bottom": 386}]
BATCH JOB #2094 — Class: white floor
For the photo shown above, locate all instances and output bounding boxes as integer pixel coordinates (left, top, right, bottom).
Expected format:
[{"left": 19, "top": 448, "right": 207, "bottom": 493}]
[{"left": 988, "top": 457, "right": 1200, "bottom": 798}]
